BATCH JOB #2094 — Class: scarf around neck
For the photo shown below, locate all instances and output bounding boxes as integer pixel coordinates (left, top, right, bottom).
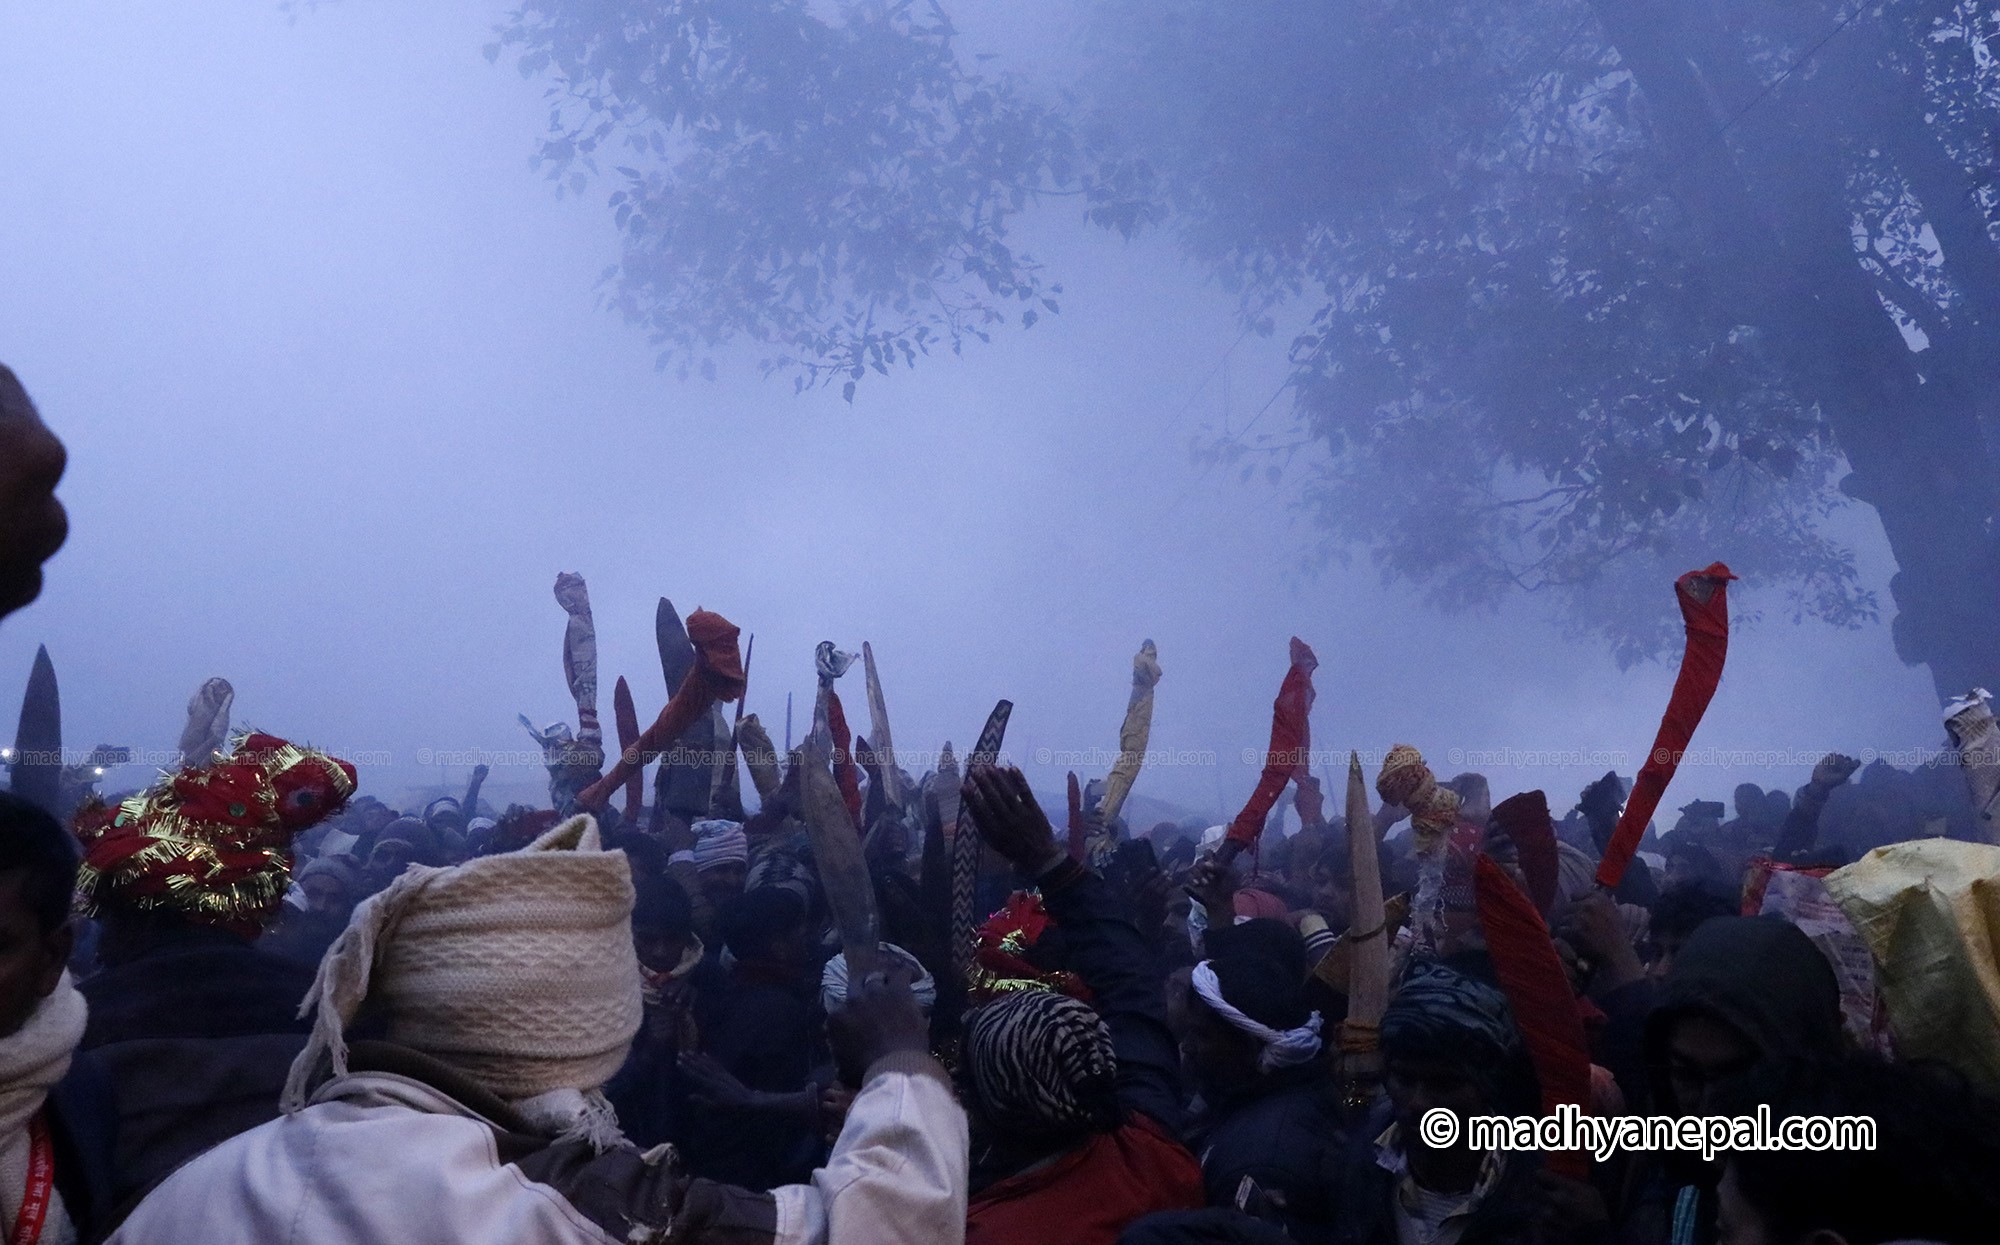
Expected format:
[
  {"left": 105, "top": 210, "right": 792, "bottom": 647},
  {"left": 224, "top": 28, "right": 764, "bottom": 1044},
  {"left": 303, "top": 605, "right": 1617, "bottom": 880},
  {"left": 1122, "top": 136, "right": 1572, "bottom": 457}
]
[{"left": 0, "top": 974, "right": 87, "bottom": 1239}]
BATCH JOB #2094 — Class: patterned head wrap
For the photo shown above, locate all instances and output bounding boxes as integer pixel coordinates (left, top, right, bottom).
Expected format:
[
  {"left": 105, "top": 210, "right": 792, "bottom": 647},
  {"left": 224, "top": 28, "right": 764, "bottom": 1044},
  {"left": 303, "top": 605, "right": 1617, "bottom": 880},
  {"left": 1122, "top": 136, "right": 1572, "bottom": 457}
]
[
  {"left": 965, "top": 990, "right": 1118, "bottom": 1141},
  {"left": 1382, "top": 960, "right": 1522, "bottom": 1069},
  {"left": 690, "top": 820, "right": 748, "bottom": 873},
  {"left": 745, "top": 837, "right": 820, "bottom": 910},
  {"left": 75, "top": 732, "right": 357, "bottom": 938}
]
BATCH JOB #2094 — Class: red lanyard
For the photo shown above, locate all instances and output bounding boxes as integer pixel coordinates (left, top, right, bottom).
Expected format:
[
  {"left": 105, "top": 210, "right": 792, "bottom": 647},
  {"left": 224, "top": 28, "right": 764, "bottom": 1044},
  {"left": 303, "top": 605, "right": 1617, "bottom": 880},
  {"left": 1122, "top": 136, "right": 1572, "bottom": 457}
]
[{"left": 10, "top": 1113, "right": 53, "bottom": 1245}]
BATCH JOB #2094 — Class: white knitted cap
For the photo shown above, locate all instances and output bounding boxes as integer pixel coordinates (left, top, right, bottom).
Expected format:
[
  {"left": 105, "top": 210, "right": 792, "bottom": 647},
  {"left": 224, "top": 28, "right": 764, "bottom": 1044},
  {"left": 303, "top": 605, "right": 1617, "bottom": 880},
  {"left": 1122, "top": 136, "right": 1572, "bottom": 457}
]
[{"left": 285, "top": 814, "right": 642, "bottom": 1134}]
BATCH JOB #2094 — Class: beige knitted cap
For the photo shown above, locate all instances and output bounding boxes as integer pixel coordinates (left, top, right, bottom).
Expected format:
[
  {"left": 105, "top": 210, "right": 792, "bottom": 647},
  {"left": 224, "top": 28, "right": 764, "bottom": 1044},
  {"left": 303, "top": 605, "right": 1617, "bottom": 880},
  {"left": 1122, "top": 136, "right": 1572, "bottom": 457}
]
[{"left": 285, "top": 814, "right": 642, "bottom": 1113}]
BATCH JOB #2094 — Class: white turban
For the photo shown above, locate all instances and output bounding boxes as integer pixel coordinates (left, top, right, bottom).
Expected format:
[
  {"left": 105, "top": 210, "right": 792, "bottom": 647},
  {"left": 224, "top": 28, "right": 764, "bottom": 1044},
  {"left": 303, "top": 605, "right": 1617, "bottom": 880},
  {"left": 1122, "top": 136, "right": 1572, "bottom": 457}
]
[
  {"left": 284, "top": 814, "right": 642, "bottom": 1150},
  {"left": 821, "top": 942, "right": 937, "bottom": 1016},
  {"left": 1190, "top": 961, "right": 1324, "bottom": 1073}
]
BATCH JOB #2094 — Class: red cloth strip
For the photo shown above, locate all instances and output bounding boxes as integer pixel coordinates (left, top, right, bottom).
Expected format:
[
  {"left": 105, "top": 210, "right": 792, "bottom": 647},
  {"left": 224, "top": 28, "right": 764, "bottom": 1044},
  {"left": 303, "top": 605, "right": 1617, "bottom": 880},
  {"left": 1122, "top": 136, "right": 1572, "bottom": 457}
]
[
  {"left": 827, "top": 690, "right": 862, "bottom": 825},
  {"left": 1596, "top": 564, "right": 1734, "bottom": 889},
  {"left": 1226, "top": 637, "right": 1319, "bottom": 849},
  {"left": 1475, "top": 853, "right": 1591, "bottom": 1182},
  {"left": 578, "top": 610, "right": 745, "bottom": 813},
  {"left": 1492, "top": 790, "right": 1558, "bottom": 916}
]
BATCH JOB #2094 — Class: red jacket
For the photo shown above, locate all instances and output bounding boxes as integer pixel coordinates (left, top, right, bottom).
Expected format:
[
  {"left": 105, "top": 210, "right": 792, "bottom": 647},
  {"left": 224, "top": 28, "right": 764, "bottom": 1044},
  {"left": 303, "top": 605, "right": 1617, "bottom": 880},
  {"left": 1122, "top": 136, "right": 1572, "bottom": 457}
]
[{"left": 967, "top": 1112, "right": 1204, "bottom": 1245}]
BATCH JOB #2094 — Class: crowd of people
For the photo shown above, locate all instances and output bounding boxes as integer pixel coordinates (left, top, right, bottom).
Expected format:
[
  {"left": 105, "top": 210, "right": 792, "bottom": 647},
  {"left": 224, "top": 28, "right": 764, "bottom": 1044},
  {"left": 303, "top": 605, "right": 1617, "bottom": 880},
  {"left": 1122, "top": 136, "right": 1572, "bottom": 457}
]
[{"left": 3, "top": 361, "right": 1999, "bottom": 1245}]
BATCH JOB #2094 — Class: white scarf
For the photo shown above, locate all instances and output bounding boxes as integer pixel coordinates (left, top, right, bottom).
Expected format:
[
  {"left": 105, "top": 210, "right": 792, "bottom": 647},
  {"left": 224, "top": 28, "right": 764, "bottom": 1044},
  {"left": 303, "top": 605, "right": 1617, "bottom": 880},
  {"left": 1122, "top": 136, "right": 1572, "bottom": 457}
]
[
  {"left": 0, "top": 974, "right": 86, "bottom": 1244},
  {"left": 1190, "top": 960, "right": 1324, "bottom": 1073}
]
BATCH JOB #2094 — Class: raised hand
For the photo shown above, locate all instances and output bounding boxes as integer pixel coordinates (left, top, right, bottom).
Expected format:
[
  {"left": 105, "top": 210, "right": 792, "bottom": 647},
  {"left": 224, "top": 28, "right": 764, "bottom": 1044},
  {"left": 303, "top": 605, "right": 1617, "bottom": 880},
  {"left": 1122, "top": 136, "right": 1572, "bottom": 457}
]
[
  {"left": 1554, "top": 889, "right": 1645, "bottom": 995},
  {"left": 960, "top": 764, "right": 1064, "bottom": 877},
  {"left": 1184, "top": 854, "right": 1238, "bottom": 917},
  {"left": 1810, "top": 752, "right": 1861, "bottom": 791},
  {"left": 828, "top": 963, "right": 929, "bottom": 1085}
]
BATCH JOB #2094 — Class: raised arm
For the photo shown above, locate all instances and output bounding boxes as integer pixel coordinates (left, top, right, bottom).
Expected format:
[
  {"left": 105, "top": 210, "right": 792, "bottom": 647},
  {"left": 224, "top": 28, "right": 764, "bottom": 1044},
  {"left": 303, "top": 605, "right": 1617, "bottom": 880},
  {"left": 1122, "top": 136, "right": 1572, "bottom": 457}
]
[
  {"left": 961, "top": 765, "right": 1185, "bottom": 1134},
  {"left": 1773, "top": 752, "right": 1859, "bottom": 861}
]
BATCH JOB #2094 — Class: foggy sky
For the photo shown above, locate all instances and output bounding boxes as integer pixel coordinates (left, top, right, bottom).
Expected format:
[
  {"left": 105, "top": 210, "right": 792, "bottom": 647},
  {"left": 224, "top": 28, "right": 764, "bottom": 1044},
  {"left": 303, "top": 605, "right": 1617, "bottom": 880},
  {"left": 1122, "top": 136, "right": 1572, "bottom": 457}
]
[{"left": 0, "top": 1, "right": 1949, "bottom": 823}]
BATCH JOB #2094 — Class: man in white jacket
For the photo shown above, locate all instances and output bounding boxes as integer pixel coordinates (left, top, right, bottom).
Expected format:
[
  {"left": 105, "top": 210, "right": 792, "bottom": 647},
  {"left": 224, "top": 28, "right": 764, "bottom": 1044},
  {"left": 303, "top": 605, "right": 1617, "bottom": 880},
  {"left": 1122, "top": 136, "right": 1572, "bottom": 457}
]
[{"left": 108, "top": 815, "right": 966, "bottom": 1245}]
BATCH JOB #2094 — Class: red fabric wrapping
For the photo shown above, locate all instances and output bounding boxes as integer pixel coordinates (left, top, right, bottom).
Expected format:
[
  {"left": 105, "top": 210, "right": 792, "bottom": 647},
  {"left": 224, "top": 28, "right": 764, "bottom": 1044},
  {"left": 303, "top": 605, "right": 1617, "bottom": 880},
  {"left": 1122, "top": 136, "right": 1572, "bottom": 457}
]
[
  {"left": 1225, "top": 637, "right": 1320, "bottom": 849},
  {"left": 1067, "top": 771, "right": 1086, "bottom": 862},
  {"left": 1474, "top": 853, "right": 1591, "bottom": 1182},
  {"left": 578, "top": 609, "right": 745, "bottom": 812},
  {"left": 613, "top": 676, "right": 644, "bottom": 822},
  {"left": 1492, "top": 790, "right": 1559, "bottom": 916},
  {"left": 1596, "top": 564, "right": 1735, "bottom": 889},
  {"left": 827, "top": 690, "right": 863, "bottom": 824},
  {"left": 1293, "top": 771, "right": 1325, "bottom": 830}
]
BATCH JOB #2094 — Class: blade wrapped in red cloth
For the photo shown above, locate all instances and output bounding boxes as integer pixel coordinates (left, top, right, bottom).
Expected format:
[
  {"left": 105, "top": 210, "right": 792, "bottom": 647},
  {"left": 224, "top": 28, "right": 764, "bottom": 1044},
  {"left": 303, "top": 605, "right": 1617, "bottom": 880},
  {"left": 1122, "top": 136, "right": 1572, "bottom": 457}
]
[
  {"left": 827, "top": 689, "right": 862, "bottom": 824},
  {"left": 1596, "top": 564, "right": 1735, "bottom": 889},
  {"left": 1226, "top": 637, "right": 1319, "bottom": 850},
  {"left": 1475, "top": 853, "right": 1591, "bottom": 1181},
  {"left": 1492, "top": 790, "right": 1559, "bottom": 917},
  {"left": 577, "top": 610, "right": 745, "bottom": 813}
]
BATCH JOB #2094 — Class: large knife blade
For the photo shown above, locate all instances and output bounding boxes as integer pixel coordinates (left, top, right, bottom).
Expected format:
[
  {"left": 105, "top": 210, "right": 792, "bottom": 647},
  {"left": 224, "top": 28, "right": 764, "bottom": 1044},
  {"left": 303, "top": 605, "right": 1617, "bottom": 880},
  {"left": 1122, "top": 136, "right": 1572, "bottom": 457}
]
[
  {"left": 614, "top": 676, "right": 643, "bottom": 822},
  {"left": 804, "top": 685, "right": 881, "bottom": 978},
  {"left": 950, "top": 700, "right": 1012, "bottom": 973},
  {"left": 10, "top": 645, "right": 61, "bottom": 816},
  {"left": 654, "top": 598, "right": 714, "bottom": 821}
]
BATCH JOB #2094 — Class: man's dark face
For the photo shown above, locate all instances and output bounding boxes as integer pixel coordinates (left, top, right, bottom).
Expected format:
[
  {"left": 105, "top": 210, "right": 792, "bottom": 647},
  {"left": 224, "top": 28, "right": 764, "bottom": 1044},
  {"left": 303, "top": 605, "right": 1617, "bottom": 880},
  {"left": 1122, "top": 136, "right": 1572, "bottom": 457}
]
[
  {"left": 767, "top": 918, "right": 811, "bottom": 974},
  {"left": 300, "top": 873, "right": 352, "bottom": 917},
  {"left": 1664, "top": 1012, "right": 1758, "bottom": 1116},
  {"left": 1386, "top": 1052, "right": 1490, "bottom": 1153},
  {"left": 0, "top": 872, "right": 70, "bottom": 1038},
  {"left": 699, "top": 862, "right": 746, "bottom": 905},
  {"left": 1733, "top": 786, "right": 1764, "bottom": 821},
  {"left": 364, "top": 840, "right": 415, "bottom": 889},
  {"left": 1643, "top": 929, "right": 1691, "bottom": 981},
  {"left": 634, "top": 925, "right": 692, "bottom": 975},
  {"left": 0, "top": 366, "right": 69, "bottom": 621},
  {"left": 1177, "top": 996, "right": 1249, "bottom": 1092}
]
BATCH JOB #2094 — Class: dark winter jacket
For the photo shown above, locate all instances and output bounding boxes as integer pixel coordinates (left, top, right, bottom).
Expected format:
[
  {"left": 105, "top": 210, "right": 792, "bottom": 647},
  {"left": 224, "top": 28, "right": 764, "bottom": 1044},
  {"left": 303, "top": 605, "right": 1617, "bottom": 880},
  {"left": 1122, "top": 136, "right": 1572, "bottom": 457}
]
[
  {"left": 1328, "top": 1102, "right": 1544, "bottom": 1245},
  {"left": 1618, "top": 916, "right": 1844, "bottom": 1245},
  {"left": 79, "top": 927, "right": 317, "bottom": 1221}
]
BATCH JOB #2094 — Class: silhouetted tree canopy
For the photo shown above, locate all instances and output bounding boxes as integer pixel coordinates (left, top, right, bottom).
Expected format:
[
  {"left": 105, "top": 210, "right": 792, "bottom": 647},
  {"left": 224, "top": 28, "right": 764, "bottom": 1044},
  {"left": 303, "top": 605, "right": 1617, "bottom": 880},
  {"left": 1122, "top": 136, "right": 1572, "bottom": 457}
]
[{"left": 489, "top": 0, "right": 2000, "bottom": 685}]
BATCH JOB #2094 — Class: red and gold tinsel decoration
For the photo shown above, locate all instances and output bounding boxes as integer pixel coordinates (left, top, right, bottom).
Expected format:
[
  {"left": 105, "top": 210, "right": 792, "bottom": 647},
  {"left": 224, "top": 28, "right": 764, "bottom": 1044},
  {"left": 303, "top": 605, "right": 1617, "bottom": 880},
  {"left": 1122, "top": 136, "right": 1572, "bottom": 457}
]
[
  {"left": 965, "top": 891, "right": 1091, "bottom": 1006},
  {"left": 73, "top": 731, "right": 357, "bottom": 938}
]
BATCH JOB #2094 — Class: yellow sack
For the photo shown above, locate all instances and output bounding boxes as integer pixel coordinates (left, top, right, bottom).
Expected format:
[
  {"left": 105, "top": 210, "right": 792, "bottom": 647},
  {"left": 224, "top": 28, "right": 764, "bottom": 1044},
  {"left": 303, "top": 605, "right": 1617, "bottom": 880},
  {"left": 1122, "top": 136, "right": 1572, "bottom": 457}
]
[{"left": 1824, "top": 839, "right": 2000, "bottom": 1092}]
